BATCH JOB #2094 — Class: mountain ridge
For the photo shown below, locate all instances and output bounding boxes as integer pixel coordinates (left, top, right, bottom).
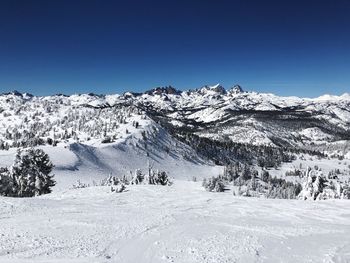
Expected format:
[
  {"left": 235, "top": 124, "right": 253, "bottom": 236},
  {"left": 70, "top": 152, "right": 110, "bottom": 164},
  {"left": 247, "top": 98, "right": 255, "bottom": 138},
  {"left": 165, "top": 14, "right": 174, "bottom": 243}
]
[
  {"left": 0, "top": 85, "right": 349, "bottom": 156},
  {"left": 3, "top": 84, "right": 349, "bottom": 100}
]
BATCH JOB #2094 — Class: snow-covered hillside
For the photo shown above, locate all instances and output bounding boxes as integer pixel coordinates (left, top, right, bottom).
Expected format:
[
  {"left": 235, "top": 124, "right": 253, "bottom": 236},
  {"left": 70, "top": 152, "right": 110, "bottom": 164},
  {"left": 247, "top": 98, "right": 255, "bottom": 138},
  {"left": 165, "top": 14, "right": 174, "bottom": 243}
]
[
  {"left": 0, "top": 87, "right": 349, "bottom": 186},
  {"left": 0, "top": 88, "right": 349, "bottom": 263},
  {"left": 0, "top": 126, "right": 221, "bottom": 190},
  {"left": 0, "top": 90, "right": 225, "bottom": 185},
  {"left": 0, "top": 87, "right": 349, "bottom": 153},
  {"left": 130, "top": 85, "right": 350, "bottom": 152},
  {"left": 0, "top": 181, "right": 349, "bottom": 263}
]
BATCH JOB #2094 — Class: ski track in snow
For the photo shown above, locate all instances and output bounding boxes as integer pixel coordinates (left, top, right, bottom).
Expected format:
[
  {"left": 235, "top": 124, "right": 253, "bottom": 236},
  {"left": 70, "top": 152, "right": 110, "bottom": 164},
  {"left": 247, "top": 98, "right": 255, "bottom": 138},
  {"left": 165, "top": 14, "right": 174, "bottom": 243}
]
[{"left": 0, "top": 181, "right": 349, "bottom": 263}]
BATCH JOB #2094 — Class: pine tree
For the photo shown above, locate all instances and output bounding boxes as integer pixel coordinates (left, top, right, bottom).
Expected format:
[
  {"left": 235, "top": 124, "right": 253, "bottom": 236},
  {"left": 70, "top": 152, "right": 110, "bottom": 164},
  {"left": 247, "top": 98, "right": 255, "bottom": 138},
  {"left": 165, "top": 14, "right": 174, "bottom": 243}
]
[
  {"left": 0, "top": 148, "right": 55, "bottom": 197},
  {"left": 203, "top": 176, "right": 225, "bottom": 192},
  {"left": 312, "top": 173, "right": 326, "bottom": 200},
  {"left": 131, "top": 169, "right": 144, "bottom": 185},
  {"left": 0, "top": 167, "right": 15, "bottom": 196}
]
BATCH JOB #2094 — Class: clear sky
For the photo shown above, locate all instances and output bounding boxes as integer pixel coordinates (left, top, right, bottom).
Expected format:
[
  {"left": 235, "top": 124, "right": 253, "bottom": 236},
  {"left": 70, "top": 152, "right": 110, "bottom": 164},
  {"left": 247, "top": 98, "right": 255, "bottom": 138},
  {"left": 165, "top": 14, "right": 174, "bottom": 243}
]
[{"left": 0, "top": 0, "right": 349, "bottom": 97}]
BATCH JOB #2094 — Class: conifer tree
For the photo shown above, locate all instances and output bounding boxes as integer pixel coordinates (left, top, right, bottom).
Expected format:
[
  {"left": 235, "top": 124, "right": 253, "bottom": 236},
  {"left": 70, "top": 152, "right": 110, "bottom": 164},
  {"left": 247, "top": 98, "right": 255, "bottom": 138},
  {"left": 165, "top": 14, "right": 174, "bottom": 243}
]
[{"left": 0, "top": 148, "right": 55, "bottom": 197}]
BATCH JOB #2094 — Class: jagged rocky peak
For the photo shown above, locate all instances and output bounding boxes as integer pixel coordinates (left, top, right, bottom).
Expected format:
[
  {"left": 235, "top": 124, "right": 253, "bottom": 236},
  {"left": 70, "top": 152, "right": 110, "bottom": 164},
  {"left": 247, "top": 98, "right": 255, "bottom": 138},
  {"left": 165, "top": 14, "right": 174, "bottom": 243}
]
[
  {"left": 11, "top": 90, "right": 23, "bottom": 96},
  {"left": 200, "top": 83, "right": 226, "bottom": 95},
  {"left": 123, "top": 91, "right": 139, "bottom": 98},
  {"left": 145, "top": 86, "right": 181, "bottom": 96},
  {"left": 229, "top": 84, "right": 244, "bottom": 94},
  {"left": 2, "top": 90, "right": 24, "bottom": 97},
  {"left": 2, "top": 90, "right": 33, "bottom": 99}
]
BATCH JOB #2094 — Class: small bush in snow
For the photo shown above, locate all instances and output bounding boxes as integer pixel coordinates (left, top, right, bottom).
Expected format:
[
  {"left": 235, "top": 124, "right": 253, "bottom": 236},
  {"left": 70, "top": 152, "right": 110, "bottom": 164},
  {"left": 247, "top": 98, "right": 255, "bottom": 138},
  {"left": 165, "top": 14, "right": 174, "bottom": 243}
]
[
  {"left": 72, "top": 180, "right": 89, "bottom": 189},
  {"left": 202, "top": 176, "right": 225, "bottom": 192},
  {"left": 149, "top": 170, "right": 172, "bottom": 186},
  {"left": 111, "top": 183, "right": 126, "bottom": 193},
  {"left": 131, "top": 169, "right": 144, "bottom": 185},
  {"left": 101, "top": 175, "right": 120, "bottom": 186},
  {"left": 341, "top": 185, "right": 350, "bottom": 199},
  {"left": 73, "top": 175, "right": 128, "bottom": 193},
  {"left": 133, "top": 168, "right": 172, "bottom": 186},
  {"left": 101, "top": 136, "right": 113, "bottom": 144}
]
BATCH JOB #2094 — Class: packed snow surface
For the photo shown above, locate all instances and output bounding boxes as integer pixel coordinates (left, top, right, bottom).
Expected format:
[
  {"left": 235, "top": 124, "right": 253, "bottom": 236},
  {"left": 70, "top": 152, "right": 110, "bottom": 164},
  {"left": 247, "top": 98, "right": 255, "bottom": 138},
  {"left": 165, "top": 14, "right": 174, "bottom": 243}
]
[{"left": 0, "top": 181, "right": 349, "bottom": 263}]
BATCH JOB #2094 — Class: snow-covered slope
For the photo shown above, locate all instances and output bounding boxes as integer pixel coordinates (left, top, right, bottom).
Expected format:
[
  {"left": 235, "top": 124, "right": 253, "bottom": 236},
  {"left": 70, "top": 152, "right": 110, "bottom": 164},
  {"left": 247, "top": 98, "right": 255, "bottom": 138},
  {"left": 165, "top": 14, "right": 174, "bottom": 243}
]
[
  {"left": 0, "top": 87, "right": 349, "bottom": 151},
  {"left": 0, "top": 86, "right": 349, "bottom": 177},
  {"left": 0, "top": 181, "right": 349, "bottom": 263},
  {"left": 0, "top": 89, "right": 349, "bottom": 263},
  {"left": 0, "top": 105, "right": 222, "bottom": 189}
]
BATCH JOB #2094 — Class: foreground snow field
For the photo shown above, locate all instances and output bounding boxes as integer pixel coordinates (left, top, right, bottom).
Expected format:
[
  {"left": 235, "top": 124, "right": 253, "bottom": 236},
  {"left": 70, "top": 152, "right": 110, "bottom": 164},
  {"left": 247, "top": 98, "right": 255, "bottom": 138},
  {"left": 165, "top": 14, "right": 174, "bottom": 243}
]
[{"left": 0, "top": 181, "right": 349, "bottom": 263}]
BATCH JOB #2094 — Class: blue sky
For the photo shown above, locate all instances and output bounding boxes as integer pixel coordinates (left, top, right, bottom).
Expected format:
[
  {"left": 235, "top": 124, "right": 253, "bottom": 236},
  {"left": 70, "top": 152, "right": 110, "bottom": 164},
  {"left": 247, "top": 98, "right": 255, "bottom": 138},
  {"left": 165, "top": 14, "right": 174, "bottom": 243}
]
[{"left": 0, "top": 0, "right": 349, "bottom": 97}]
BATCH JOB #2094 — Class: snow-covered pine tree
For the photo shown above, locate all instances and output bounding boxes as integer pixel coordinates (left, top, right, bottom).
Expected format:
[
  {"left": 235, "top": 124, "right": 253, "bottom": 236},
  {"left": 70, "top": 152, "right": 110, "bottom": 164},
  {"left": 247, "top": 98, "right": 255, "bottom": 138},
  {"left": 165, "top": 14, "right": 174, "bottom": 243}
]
[
  {"left": 131, "top": 169, "right": 144, "bottom": 185},
  {"left": 298, "top": 167, "right": 329, "bottom": 200},
  {"left": 0, "top": 167, "right": 16, "bottom": 196},
  {"left": 3, "top": 148, "right": 55, "bottom": 197},
  {"left": 111, "top": 183, "right": 126, "bottom": 193},
  {"left": 202, "top": 176, "right": 225, "bottom": 192},
  {"left": 30, "top": 148, "right": 55, "bottom": 195},
  {"left": 312, "top": 172, "right": 326, "bottom": 200},
  {"left": 341, "top": 183, "right": 350, "bottom": 199},
  {"left": 146, "top": 169, "right": 156, "bottom": 185},
  {"left": 154, "top": 170, "right": 171, "bottom": 186}
]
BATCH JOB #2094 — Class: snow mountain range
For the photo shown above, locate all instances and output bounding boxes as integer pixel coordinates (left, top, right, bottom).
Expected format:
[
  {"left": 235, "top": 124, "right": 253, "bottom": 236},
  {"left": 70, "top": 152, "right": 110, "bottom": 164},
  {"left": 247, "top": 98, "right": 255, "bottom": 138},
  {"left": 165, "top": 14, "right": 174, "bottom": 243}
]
[
  {"left": 1, "top": 84, "right": 349, "bottom": 156},
  {"left": 132, "top": 84, "right": 350, "bottom": 152}
]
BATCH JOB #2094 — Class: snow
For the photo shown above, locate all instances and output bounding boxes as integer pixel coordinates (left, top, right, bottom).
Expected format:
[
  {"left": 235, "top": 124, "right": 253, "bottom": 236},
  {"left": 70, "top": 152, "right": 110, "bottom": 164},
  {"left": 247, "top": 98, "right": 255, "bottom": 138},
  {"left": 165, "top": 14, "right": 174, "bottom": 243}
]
[
  {"left": 0, "top": 87, "right": 349, "bottom": 153},
  {"left": 313, "top": 93, "right": 350, "bottom": 102},
  {"left": 267, "top": 153, "right": 350, "bottom": 185},
  {"left": 299, "top": 127, "right": 331, "bottom": 142},
  {"left": 0, "top": 181, "right": 349, "bottom": 263},
  {"left": 346, "top": 152, "right": 350, "bottom": 159},
  {"left": 0, "top": 88, "right": 350, "bottom": 262},
  {"left": 188, "top": 107, "right": 227, "bottom": 123},
  {"left": 0, "top": 134, "right": 223, "bottom": 191}
]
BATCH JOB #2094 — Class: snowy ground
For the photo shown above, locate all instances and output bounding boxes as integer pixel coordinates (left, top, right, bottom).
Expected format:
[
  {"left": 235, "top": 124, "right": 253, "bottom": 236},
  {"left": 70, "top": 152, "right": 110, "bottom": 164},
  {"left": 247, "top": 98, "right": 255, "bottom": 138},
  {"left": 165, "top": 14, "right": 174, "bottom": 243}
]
[
  {"left": 268, "top": 154, "right": 350, "bottom": 184},
  {"left": 0, "top": 181, "right": 350, "bottom": 263},
  {"left": 0, "top": 142, "right": 349, "bottom": 262},
  {"left": 0, "top": 142, "right": 223, "bottom": 190}
]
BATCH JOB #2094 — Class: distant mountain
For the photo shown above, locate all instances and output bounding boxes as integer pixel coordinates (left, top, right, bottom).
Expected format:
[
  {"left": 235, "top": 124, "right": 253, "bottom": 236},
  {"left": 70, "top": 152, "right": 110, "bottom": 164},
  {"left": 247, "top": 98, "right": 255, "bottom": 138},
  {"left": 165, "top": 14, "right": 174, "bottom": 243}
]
[
  {"left": 0, "top": 85, "right": 349, "bottom": 157},
  {"left": 126, "top": 84, "right": 350, "bottom": 152}
]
